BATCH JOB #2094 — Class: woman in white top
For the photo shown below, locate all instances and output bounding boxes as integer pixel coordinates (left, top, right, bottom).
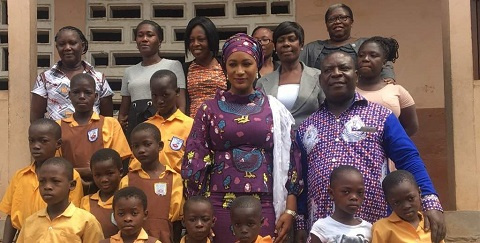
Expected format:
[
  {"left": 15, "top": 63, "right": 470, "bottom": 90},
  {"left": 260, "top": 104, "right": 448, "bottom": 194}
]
[
  {"left": 256, "top": 21, "right": 324, "bottom": 129},
  {"left": 118, "top": 20, "right": 186, "bottom": 138}
]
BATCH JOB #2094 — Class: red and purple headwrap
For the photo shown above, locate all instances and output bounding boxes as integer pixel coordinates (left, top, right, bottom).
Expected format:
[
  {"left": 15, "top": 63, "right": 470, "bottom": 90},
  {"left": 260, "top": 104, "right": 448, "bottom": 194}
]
[{"left": 221, "top": 33, "right": 264, "bottom": 70}]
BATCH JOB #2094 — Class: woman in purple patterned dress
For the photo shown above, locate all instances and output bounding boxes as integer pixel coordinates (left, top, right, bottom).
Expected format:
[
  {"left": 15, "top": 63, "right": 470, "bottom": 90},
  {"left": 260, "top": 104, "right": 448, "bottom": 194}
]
[{"left": 182, "top": 33, "right": 303, "bottom": 243}]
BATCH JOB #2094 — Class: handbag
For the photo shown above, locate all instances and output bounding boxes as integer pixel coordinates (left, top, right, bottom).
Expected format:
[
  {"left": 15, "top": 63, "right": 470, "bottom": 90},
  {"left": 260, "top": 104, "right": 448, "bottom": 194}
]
[{"left": 126, "top": 99, "right": 157, "bottom": 139}]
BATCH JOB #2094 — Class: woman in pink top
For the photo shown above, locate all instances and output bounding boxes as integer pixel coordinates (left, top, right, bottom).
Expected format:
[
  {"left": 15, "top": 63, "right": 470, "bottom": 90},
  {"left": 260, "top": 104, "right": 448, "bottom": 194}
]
[{"left": 356, "top": 36, "right": 419, "bottom": 137}]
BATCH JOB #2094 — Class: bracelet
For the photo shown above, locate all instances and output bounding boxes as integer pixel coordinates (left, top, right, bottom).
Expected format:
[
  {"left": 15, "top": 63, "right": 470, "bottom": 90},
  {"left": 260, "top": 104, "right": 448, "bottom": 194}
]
[{"left": 284, "top": 209, "right": 297, "bottom": 217}]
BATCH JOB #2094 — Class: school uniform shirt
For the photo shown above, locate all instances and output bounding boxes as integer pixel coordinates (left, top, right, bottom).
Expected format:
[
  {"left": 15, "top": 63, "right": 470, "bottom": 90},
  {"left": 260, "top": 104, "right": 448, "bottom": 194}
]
[
  {"left": 0, "top": 163, "right": 83, "bottom": 230},
  {"left": 32, "top": 60, "right": 114, "bottom": 120},
  {"left": 80, "top": 191, "right": 113, "bottom": 211},
  {"left": 249, "top": 235, "right": 273, "bottom": 243},
  {"left": 119, "top": 164, "right": 184, "bottom": 221},
  {"left": 107, "top": 228, "right": 161, "bottom": 243},
  {"left": 58, "top": 112, "right": 132, "bottom": 160},
  {"left": 129, "top": 109, "right": 193, "bottom": 173},
  {"left": 16, "top": 202, "right": 104, "bottom": 243},
  {"left": 309, "top": 216, "right": 372, "bottom": 243},
  {"left": 372, "top": 212, "right": 445, "bottom": 243}
]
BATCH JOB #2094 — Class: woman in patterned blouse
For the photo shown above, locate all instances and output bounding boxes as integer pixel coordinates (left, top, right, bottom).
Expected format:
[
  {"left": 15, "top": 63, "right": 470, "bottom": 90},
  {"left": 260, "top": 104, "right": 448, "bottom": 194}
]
[
  {"left": 183, "top": 16, "right": 227, "bottom": 117},
  {"left": 182, "top": 33, "right": 303, "bottom": 243}
]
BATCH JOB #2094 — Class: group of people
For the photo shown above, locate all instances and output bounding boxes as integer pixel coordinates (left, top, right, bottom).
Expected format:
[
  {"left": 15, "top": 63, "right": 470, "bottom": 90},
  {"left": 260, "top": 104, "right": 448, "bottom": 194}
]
[{"left": 0, "top": 2, "right": 445, "bottom": 243}]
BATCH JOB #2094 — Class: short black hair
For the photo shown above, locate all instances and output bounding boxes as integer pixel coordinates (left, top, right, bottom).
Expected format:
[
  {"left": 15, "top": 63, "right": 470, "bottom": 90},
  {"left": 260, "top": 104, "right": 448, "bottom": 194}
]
[
  {"left": 325, "top": 3, "right": 354, "bottom": 23},
  {"left": 55, "top": 26, "right": 88, "bottom": 54},
  {"left": 131, "top": 122, "right": 161, "bottom": 143},
  {"left": 273, "top": 21, "right": 305, "bottom": 46},
  {"left": 251, "top": 26, "right": 273, "bottom": 36},
  {"left": 90, "top": 148, "right": 122, "bottom": 170},
  {"left": 330, "top": 165, "right": 363, "bottom": 187},
  {"left": 360, "top": 36, "right": 400, "bottom": 63},
  {"left": 184, "top": 16, "right": 219, "bottom": 58},
  {"left": 382, "top": 170, "right": 418, "bottom": 198},
  {"left": 113, "top": 186, "right": 148, "bottom": 211},
  {"left": 150, "top": 69, "right": 178, "bottom": 89},
  {"left": 320, "top": 50, "right": 356, "bottom": 71},
  {"left": 30, "top": 118, "right": 61, "bottom": 140},
  {"left": 135, "top": 20, "right": 164, "bottom": 42},
  {"left": 184, "top": 196, "right": 213, "bottom": 214},
  {"left": 70, "top": 73, "right": 95, "bottom": 89},
  {"left": 230, "top": 196, "right": 262, "bottom": 216},
  {"left": 41, "top": 157, "right": 74, "bottom": 181}
]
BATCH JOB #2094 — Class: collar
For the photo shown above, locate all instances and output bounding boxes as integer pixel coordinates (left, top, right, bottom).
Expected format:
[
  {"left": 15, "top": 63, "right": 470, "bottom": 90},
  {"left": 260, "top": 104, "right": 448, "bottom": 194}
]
[
  {"left": 180, "top": 235, "right": 212, "bottom": 243},
  {"left": 320, "top": 91, "right": 368, "bottom": 110},
  {"left": 90, "top": 191, "right": 114, "bottom": 205},
  {"left": 130, "top": 162, "right": 177, "bottom": 176},
  {"left": 38, "top": 202, "right": 76, "bottom": 219},
  {"left": 111, "top": 228, "right": 149, "bottom": 241},
  {"left": 51, "top": 61, "right": 96, "bottom": 77},
  {"left": 150, "top": 109, "right": 186, "bottom": 122},
  {"left": 62, "top": 112, "right": 100, "bottom": 124},
  {"left": 18, "top": 162, "right": 37, "bottom": 176},
  {"left": 387, "top": 211, "right": 425, "bottom": 229}
]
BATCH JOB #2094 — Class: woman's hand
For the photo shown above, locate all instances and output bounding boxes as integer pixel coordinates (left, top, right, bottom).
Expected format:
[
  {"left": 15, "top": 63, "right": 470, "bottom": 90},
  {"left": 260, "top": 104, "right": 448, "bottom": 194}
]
[
  {"left": 424, "top": 209, "right": 446, "bottom": 243},
  {"left": 274, "top": 212, "right": 294, "bottom": 243}
]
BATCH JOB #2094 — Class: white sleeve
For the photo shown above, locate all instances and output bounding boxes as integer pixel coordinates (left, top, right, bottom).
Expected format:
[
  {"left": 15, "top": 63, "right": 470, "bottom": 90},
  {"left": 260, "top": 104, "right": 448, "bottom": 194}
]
[
  {"left": 170, "top": 60, "right": 186, "bottom": 89},
  {"left": 310, "top": 219, "right": 329, "bottom": 242}
]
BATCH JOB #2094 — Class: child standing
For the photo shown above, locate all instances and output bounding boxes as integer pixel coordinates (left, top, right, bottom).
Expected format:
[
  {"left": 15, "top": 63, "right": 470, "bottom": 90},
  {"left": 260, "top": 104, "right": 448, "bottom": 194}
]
[
  {"left": 16, "top": 157, "right": 104, "bottom": 242},
  {"left": 129, "top": 69, "right": 193, "bottom": 173},
  {"left": 80, "top": 148, "right": 123, "bottom": 238},
  {"left": 181, "top": 196, "right": 215, "bottom": 243},
  {"left": 0, "top": 119, "right": 83, "bottom": 243},
  {"left": 372, "top": 170, "right": 445, "bottom": 243},
  {"left": 59, "top": 73, "right": 131, "bottom": 193},
  {"left": 230, "top": 196, "right": 273, "bottom": 243},
  {"left": 120, "top": 123, "right": 183, "bottom": 243},
  {"left": 101, "top": 187, "right": 161, "bottom": 243},
  {"left": 309, "top": 165, "right": 372, "bottom": 243}
]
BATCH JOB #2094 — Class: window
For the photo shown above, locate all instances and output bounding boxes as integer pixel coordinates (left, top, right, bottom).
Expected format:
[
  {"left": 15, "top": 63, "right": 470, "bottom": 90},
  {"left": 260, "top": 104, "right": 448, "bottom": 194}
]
[
  {"left": 195, "top": 4, "right": 226, "bottom": 17},
  {"left": 153, "top": 5, "right": 184, "bottom": 18},
  {"left": 110, "top": 5, "right": 141, "bottom": 19},
  {"left": 236, "top": 2, "right": 267, "bottom": 16},
  {"left": 37, "top": 6, "right": 49, "bottom": 20},
  {"left": 90, "top": 5, "right": 106, "bottom": 18},
  {"left": 91, "top": 29, "right": 122, "bottom": 42},
  {"left": 271, "top": 1, "right": 290, "bottom": 14}
]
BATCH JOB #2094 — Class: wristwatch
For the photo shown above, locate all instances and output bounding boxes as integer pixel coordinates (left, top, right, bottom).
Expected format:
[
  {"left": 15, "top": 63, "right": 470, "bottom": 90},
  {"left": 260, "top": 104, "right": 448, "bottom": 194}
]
[{"left": 284, "top": 209, "right": 297, "bottom": 217}]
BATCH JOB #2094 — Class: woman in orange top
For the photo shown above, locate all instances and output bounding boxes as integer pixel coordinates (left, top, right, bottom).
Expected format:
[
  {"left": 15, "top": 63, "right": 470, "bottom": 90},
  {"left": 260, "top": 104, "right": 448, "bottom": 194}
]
[{"left": 183, "top": 16, "right": 227, "bottom": 117}]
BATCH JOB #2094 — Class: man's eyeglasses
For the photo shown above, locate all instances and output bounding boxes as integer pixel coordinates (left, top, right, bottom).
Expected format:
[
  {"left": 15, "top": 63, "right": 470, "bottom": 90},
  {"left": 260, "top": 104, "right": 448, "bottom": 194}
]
[
  {"left": 256, "top": 38, "right": 272, "bottom": 45},
  {"left": 327, "top": 15, "right": 351, "bottom": 24}
]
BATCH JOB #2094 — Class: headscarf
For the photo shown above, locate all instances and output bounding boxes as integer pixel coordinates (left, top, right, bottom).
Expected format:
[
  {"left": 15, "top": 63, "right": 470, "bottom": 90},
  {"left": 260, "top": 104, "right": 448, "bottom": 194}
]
[{"left": 221, "top": 33, "right": 264, "bottom": 69}]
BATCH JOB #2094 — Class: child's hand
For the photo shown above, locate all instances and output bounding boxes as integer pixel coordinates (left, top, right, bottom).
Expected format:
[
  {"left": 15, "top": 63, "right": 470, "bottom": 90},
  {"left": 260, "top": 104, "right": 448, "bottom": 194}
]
[{"left": 273, "top": 212, "right": 294, "bottom": 243}]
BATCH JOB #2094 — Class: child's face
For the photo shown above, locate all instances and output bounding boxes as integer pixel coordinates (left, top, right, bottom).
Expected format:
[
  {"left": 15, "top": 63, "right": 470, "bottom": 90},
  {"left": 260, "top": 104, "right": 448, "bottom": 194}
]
[
  {"left": 69, "top": 78, "right": 98, "bottom": 113},
  {"left": 114, "top": 197, "right": 148, "bottom": 237},
  {"left": 38, "top": 164, "right": 76, "bottom": 205},
  {"left": 91, "top": 159, "right": 122, "bottom": 195},
  {"left": 386, "top": 181, "right": 421, "bottom": 224},
  {"left": 183, "top": 202, "right": 215, "bottom": 241},
  {"left": 150, "top": 77, "right": 178, "bottom": 116},
  {"left": 28, "top": 125, "right": 61, "bottom": 163},
  {"left": 131, "top": 130, "right": 163, "bottom": 166},
  {"left": 329, "top": 171, "right": 365, "bottom": 216},
  {"left": 231, "top": 207, "right": 262, "bottom": 243}
]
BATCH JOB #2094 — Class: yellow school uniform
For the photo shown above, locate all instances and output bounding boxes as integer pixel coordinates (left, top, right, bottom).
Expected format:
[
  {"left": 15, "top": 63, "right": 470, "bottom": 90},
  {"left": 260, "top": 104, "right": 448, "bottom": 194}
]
[
  {"left": 372, "top": 211, "right": 445, "bottom": 243},
  {"left": 58, "top": 112, "right": 132, "bottom": 160},
  {"left": 119, "top": 163, "right": 184, "bottom": 221},
  {"left": 235, "top": 235, "right": 273, "bottom": 243},
  {"left": 129, "top": 109, "right": 193, "bottom": 173},
  {"left": 107, "top": 228, "right": 161, "bottom": 243},
  {"left": 80, "top": 191, "right": 113, "bottom": 211},
  {"left": 0, "top": 163, "right": 83, "bottom": 230},
  {"left": 16, "top": 202, "right": 104, "bottom": 243}
]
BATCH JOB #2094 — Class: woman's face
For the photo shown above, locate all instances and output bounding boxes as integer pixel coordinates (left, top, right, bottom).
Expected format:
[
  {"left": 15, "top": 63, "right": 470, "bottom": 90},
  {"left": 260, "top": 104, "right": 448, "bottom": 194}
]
[
  {"left": 275, "top": 32, "right": 302, "bottom": 64},
  {"left": 357, "top": 42, "right": 386, "bottom": 79},
  {"left": 253, "top": 28, "right": 274, "bottom": 59},
  {"left": 226, "top": 52, "right": 258, "bottom": 95},
  {"left": 136, "top": 24, "right": 161, "bottom": 58},
  {"left": 189, "top": 25, "right": 211, "bottom": 60},
  {"left": 55, "top": 30, "right": 84, "bottom": 66},
  {"left": 325, "top": 7, "right": 353, "bottom": 42}
]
